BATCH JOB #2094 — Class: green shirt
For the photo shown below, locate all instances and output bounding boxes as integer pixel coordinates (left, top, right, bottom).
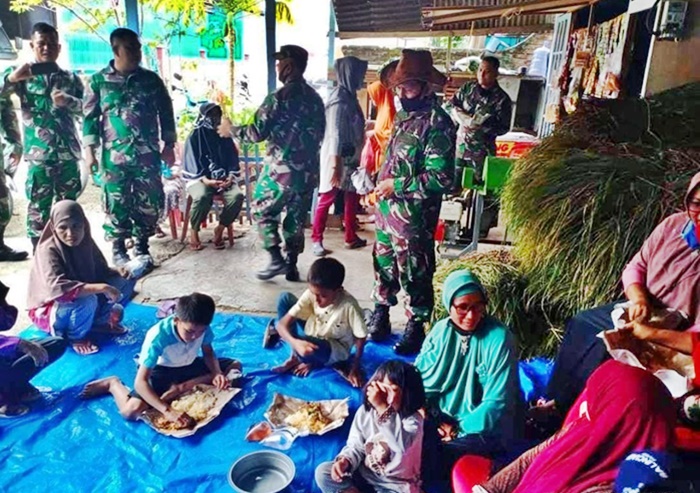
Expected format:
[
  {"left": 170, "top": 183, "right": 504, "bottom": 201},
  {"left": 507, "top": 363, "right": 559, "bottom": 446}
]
[
  {"left": 415, "top": 316, "right": 520, "bottom": 444},
  {"left": 83, "top": 62, "right": 176, "bottom": 163},
  {"left": 0, "top": 66, "right": 83, "bottom": 162},
  {"left": 0, "top": 96, "right": 21, "bottom": 165},
  {"left": 236, "top": 77, "right": 325, "bottom": 192}
]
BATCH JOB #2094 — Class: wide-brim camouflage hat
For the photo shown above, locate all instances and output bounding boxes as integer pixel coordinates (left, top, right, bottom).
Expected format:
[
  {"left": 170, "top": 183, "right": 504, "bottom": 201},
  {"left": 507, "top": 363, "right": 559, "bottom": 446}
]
[{"left": 388, "top": 49, "right": 447, "bottom": 89}]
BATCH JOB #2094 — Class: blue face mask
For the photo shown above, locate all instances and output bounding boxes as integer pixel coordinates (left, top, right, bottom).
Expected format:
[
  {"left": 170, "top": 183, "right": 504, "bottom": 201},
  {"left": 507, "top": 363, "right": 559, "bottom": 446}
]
[{"left": 681, "top": 220, "right": 699, "bottom": 250}]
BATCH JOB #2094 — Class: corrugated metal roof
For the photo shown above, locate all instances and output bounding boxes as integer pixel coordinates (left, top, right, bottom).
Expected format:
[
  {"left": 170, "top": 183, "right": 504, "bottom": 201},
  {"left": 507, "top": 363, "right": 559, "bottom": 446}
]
[
  {"left": 333, "top": 0, "right": 429, "bottom": 33},
  {"left": 334, "top": 0, "right": 562, "bottom": 38}
]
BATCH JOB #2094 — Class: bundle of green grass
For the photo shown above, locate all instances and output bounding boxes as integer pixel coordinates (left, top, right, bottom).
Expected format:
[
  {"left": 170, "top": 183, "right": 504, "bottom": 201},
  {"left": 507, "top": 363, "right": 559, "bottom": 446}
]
[
  {"left": 433, "top": 83, "right": 700, "bottom": 358},
  {"left": 502, "top": 82, "right": 700, "bottom": 323}
]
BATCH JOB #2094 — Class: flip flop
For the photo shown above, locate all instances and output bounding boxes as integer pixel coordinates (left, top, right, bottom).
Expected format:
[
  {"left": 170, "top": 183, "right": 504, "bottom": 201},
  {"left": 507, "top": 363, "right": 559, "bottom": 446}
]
[
  {"left": 213, "top": 241, "right": 226, "bottom": 250},
  {"left": 189, "top": 243, "right": 205, "bottom": 251},
  {"left": 0, "top": 404, "right": 29, "bottom": 418},
  {"left": 72, "top": 340, "right": 100, "bottom": 355}
]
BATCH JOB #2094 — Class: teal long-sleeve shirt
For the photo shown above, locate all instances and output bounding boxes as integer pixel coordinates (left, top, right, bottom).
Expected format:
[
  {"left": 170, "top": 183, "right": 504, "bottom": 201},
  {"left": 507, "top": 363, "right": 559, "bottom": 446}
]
[{"left": 415, "top": 315, "right": 520, "bottom": 445}]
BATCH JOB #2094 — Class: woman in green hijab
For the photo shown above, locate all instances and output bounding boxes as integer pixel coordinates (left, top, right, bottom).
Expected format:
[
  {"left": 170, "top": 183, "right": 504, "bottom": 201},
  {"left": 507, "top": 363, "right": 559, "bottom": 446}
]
[{"left": 415, "top": 269, "right": 521, "bottom": 477}]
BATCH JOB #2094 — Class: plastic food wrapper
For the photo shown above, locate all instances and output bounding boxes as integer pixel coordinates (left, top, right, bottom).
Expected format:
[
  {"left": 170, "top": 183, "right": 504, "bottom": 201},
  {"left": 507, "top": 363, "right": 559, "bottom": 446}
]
[
  {"left": 140, "top": 384, "right": 241, "bottom": 438},
  {"left": 599, "top": 331, "right": 695, "bottom": 399},
  {"left": 264, "top": 393, "right": 349, "bottom": 436}
]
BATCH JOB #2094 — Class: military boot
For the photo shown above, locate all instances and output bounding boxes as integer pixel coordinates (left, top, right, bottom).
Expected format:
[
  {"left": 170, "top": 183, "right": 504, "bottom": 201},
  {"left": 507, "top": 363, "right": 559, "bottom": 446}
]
[
  {"left": 0, "top": 227, "right": 28, "bottom": 261},
  {"left": 112, "top": 239, "right": 130, "bottom": 266},
  {"left": 394, "top": 318, "right": 426, "bottom": 356},
  {"left": 368, "top": 305, "right": 391, "bottom": 342},
  {"left": 133, "top": 237, "right": 154, "bottom": 266},
  {"left": 256, "top": 246, "right": 287, "bottom": 280},
  {"left": 285, "top": 251, "right": 301, "bottom": 282}
]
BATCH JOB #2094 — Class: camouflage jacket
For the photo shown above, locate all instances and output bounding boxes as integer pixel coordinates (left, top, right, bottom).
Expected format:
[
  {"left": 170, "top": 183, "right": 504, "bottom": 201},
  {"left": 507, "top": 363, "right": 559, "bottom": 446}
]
[
  {"left": 378, "top": 99, "right": 456, "bottom": 203},
  {"left": 0, "top": 96, "right": 22, "bottom": 165},
  {"left": 444, "top": 81, "right": 512, "bottom": 162},
  {"left": 0, "top": 66, "right": 83, "bottom": 162},
  {"left": 83, "top": 62, "right": 176, "bottom": 164},
  {"left": 236, "top": 77, "right": 325, "bottom": 192}
]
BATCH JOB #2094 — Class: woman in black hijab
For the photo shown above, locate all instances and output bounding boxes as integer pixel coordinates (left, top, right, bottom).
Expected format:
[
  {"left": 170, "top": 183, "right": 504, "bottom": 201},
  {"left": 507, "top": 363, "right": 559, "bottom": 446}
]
[{"left": 182, "top": 103, "right": 244, "bottom": 250}]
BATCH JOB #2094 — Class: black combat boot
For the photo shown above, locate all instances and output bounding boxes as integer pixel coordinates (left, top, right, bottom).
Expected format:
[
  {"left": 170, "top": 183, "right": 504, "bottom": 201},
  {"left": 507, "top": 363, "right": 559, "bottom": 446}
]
[
  {"left": 367, "top": 304, "right": 391, "bottom": 342},
  {"left": 393, "top": 318, "right": 426, "bottom": 356},
  {"left": 285, "top": 251, "right": 300, "bottom": 282},
  {"left": 112, "top": 238, "right": 130, "bottom": 266},
  {"left": 0, "top": 227, "right": 28, "bottom": 261},
  {"left": 133, "top": 237, "right": 154, "bottom": 265},
  {"left": 256, "top": 246, "right": 287, "bottom": 280}
]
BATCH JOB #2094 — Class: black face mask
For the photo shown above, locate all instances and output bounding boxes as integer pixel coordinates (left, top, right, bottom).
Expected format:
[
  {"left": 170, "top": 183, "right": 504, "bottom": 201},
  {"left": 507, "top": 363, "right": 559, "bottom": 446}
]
[{"left": 399, "top": 97, "right": 432, "bottom": 113}]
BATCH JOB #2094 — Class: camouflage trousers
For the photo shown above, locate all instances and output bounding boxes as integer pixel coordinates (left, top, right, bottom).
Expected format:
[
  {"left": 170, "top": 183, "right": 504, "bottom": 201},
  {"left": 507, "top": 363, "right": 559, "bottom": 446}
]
[
  {"left": 101, "top": 152, "right": 164, "bottom": 241},
  {"left": 371, "top": 199, "right": 437, "bottom": 322},
  {"left": 252, "top": 171, "right": 311, "bottom": 255},
  {"left": 0, "top": 167, "right": 10, "bottom": 229},
  {"left": 26, "top": 160, "right": 81, "bottom": 238}
]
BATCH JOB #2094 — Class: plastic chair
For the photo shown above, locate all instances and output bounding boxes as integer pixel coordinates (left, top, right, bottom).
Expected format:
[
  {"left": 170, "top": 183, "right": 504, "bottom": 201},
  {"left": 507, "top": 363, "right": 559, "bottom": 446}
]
[
  {"left": 452, "top": 455, "right": 493, "bottom": 493},
  {"left": 180, "top": 194, "right": 234, "bottom": 247}
]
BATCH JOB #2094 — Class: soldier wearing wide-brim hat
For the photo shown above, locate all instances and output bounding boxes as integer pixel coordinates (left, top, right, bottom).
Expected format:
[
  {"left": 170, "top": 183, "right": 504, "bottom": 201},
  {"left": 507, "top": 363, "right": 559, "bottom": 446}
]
[{"left": 368, "top": 49, "right": 457, "bottom": 355}]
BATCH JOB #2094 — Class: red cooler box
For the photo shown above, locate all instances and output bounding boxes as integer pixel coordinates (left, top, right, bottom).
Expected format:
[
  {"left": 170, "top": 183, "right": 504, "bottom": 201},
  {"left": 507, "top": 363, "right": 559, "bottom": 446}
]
[{"left": 496, "top": 132, "right": 539, "bottom": 159}]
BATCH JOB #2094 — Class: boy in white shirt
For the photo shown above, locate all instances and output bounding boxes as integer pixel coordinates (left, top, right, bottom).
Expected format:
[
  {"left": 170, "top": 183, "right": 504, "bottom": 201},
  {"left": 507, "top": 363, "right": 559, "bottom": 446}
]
[
  {"left": 80, "top": 293, "right": 239, "bottom": 428},
  {"left": 264, "top": 258, "right": 367, "bottom": 387}
]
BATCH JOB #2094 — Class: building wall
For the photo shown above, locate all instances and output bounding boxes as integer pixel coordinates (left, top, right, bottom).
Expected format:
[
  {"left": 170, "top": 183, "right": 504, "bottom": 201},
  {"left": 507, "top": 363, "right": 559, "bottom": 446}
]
[
  {"left": 644, "top": 0, "right": 700, "bottom": 95},
  {"left": 341, "top": 32, "right": 552, "bottom": 72}
]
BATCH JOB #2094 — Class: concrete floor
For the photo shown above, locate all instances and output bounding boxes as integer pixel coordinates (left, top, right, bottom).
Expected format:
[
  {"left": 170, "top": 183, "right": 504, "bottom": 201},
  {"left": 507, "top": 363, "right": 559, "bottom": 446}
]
[
  {"left": 0, "top": 171, "right": 410, "bottom": 334},
  {"left": 135, "top": 219, "right": 410, "bottom": 327},
  {"left": 2, "top": 165, "right": 507, "bottom": 335}
]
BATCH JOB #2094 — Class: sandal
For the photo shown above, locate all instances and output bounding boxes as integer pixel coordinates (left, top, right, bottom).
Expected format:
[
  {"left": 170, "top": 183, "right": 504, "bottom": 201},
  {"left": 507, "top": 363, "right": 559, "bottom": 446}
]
[
  {"left": 213, "top": 240, "right": 226, "bottom": 250},
  {"left": 189, "top": 242, "right": 205, "bottom": 251},
  {"left": 72, "top": 340, "right": 100, "bottom": 355}
]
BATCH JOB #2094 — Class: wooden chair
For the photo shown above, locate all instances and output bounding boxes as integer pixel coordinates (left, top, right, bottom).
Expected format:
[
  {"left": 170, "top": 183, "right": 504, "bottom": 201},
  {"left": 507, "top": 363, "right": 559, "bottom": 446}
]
[{"left": 179, "top": 193, "right": 235, "bottom": 247}]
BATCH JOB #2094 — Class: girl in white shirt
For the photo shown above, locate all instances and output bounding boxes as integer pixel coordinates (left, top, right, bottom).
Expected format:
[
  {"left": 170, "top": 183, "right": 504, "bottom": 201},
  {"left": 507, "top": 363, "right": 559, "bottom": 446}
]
[{"left": 315, "top": 360, "right": 426, "bottom": 493}]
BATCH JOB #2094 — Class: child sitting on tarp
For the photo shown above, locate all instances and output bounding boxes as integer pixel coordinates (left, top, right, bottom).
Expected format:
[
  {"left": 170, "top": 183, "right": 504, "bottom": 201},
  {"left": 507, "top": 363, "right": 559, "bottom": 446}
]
[
  {"left": 315, "top": 360, "right": 425, "bottom": 493},
  {"left": 0, "top": 281, "right": 67, "bottom": 418},
  {"left": 263, "top": 257, "right": 368, "bottom": 387},
  {"left": 80, "top": 293, "right": 240, "bottom": 428}
]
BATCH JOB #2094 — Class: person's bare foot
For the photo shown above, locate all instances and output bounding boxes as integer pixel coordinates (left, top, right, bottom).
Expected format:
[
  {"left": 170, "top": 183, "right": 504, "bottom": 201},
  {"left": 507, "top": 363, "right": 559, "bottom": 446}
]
[
  {"left": 80, "top": 376, "right": 119, "bottom": 399},
  {"left": 189, "top": 230, "right": 204, "bottom": 251},
  {"left": 72, "top": 339, "right": 99, "bottom": 355},
  {"left": 155, "top": 225, "right": 166, "bottom": 239},
  {"left": 160, "top": 383, "right": 186, "bottom": 403},
  {"left": 293, "top": 362, "right": 314, "bottom": 377},
  {"left": 213, "top": 224, "right": 226, "bottom": 249},
  {"left": 272, "top": 355, "right": 300, "bottom": 374}
]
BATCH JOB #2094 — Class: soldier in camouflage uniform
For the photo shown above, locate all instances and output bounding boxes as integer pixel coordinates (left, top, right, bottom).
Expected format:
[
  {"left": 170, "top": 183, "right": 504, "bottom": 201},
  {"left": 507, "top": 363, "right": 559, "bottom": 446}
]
[
  {"left": 444, "top": 56, "right": 512, "bottom": 236},
  {"left": 368, "top": 50, "right": 456, "bottom": 355},
  {"left": 219, "top": 45, "right": 325, "bottom": 281},
  {"left": 0, "top": 96, "right": 27, "bottom": 261},
  {"left": 83, "top": 28, "right": 176, "bottom": 266},
  {"left": 1, "top": 23, "right": 84, "bottom": 250}
]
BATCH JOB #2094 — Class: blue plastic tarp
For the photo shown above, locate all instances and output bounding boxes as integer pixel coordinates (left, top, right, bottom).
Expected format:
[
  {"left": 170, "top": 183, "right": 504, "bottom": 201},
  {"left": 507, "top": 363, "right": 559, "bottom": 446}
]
[
  {"left": 1, "top": 304, "right": 415, "bottom": 493},
  {"left": 2, "top": 304, "right": 553, "bottom": 492}
]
